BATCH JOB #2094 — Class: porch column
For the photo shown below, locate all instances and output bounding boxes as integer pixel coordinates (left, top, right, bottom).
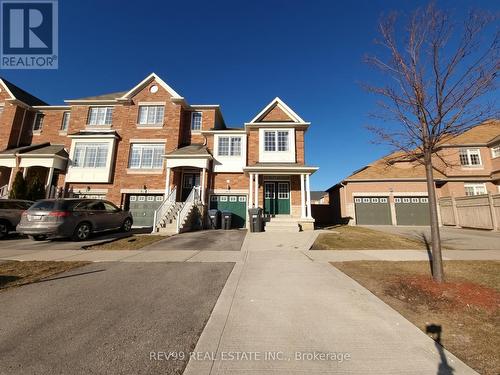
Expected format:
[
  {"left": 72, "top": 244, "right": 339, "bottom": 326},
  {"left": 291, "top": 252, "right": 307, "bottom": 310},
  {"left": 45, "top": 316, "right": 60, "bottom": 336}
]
[
  {"left": 23, "top": 167, "right": 28, "bottom": 178},
  {"left": 254, "top": 173, "right": 259, "bottom": 208},
  {"left": 164, "top": 167, "right": 171, "bottom": 198},
  {"left": 300, "top": 174, "right": 306, "bottom": 218},
  {"left": 249, "top": 173, "right": 253, "bottom": 207},
  {"left": 201, "top": 167, "right": 206, "bottom": 204},
  {"left": 45, "top": 167, "right": 55, "bottom": 198},
  {"left": 7, "top": 167, "right": 16, "bottom": 191},
  {"left": 305, "top": 173, "right": 312, "bottom": 218}
]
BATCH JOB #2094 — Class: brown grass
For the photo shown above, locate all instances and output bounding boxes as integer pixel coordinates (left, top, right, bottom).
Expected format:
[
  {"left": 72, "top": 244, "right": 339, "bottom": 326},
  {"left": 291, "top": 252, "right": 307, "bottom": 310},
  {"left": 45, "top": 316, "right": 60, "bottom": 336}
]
[
  {"left": 0, "top": 261, "right": 89, "bottom": 291},
  {"left": 86, "top": 235, "right": 166, "bottom": 250},
  {"left": 332, "top": 261, "right": 500, "bottom": 375},
  {"left": 312, "top": 226, "right": 427, "bottom": 250}
]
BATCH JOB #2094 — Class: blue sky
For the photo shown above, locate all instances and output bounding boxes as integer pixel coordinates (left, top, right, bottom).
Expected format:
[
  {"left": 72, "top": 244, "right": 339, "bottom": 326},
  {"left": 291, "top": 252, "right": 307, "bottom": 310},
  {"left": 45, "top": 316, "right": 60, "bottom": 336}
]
[{"left": 2, "top": 0, "right": 498, "bottom": 190}]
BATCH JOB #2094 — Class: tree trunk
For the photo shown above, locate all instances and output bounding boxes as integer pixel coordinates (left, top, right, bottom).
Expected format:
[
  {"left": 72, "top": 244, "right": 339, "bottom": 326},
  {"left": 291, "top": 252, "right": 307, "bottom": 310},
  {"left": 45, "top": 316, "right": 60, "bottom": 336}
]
[{"left": 423, "top": 151, "right": 444, "bottom": 282}]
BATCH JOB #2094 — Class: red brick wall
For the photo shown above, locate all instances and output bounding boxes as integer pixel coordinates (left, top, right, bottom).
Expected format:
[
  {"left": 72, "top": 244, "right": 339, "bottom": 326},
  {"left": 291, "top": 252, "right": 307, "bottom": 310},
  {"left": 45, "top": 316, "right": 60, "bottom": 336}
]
[{"left": 260, "top": 105, "right": 293, "bottom": 122}]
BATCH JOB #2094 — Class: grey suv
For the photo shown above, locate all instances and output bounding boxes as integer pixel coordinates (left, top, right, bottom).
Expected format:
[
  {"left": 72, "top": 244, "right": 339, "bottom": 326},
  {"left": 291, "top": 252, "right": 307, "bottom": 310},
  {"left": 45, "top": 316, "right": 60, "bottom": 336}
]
[
  {"left": 0, "top": 199, "right": 34, "bottom": 239},
  {"left": 17, "top": 199, "right": 133, "bottom": 241}
]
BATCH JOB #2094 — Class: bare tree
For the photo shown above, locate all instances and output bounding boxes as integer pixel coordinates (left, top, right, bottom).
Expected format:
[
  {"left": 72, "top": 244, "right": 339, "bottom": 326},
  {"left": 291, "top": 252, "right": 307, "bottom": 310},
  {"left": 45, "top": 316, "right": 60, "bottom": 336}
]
[{"left": 365, "top": 3, "right": 499, "bottom": 282}]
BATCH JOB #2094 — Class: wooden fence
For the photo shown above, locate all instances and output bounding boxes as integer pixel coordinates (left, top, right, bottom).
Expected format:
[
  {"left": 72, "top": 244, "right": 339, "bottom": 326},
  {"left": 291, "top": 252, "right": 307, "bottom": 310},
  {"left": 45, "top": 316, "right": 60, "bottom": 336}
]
[{"left": 439, "top": 194, "right": 500, "bottom": 231}]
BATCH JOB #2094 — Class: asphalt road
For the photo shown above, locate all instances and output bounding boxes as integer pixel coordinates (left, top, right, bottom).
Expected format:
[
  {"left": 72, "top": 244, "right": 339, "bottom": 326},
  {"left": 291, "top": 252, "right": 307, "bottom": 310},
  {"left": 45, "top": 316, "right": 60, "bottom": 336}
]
[
  {"left": 143, "top": 229, "right": 247, "bottom": 251},
  {"left": 0, "top": 262, "right": 234, "bottom": 375}
]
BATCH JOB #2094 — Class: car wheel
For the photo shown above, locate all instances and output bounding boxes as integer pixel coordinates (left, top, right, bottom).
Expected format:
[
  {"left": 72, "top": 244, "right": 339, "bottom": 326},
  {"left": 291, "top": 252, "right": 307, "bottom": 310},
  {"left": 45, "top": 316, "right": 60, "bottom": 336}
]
[
  {"left": 121, "top": 218, "right": 132, "bottom": 232},
  {"left": 0, "top": 221, "right": 9, "bottom": 239},
  {"left": 28, "top": 235, "right": 47, "bottom": 241},
  {"left": 73, "top": 222, "right": 91, "bottom": 241}
]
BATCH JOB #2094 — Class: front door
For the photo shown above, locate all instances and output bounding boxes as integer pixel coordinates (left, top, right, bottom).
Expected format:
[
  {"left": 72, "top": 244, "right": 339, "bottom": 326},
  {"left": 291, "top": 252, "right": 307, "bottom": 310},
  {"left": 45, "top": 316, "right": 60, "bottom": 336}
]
[
  {"left": 181, "top": 173, "right": 200, "bottom": 201},
  {"left": 264, "top": 181, "right": 290, "bottom": 216}
]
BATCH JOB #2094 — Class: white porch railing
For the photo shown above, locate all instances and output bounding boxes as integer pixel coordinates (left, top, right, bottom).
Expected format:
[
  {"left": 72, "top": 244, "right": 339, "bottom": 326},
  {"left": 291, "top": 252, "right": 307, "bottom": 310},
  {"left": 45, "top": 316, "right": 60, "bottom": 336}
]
[
  {"left": 176, "top": 186, "right": 200, "bottom": 233},
  {"left": 152, "top": 187, "right": 177, "bottom": 232},
  {"left": 0, "top": 184, "right": 8, "bottom": 199}
]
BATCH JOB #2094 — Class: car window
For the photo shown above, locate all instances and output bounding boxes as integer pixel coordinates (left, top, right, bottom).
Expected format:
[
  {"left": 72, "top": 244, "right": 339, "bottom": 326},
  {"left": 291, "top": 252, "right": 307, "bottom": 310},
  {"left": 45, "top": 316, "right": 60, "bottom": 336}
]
[
  {"left": 20, "top": 201, "right": 34, "bottom": 209},
  {"left": 89, "top": 201, "right": 106, "bottom": 211},
  {"left": 103, "top": 202, "right": 119, "bottom": 212},
  {"left": 73, "top": 201, "right": 92, "bottom": 211},
  {"left": 0, "top": 201, "right": 7, "bottom": 209},
  {"left": 29, "top": 201, "right": 56, "bottom": 211}
]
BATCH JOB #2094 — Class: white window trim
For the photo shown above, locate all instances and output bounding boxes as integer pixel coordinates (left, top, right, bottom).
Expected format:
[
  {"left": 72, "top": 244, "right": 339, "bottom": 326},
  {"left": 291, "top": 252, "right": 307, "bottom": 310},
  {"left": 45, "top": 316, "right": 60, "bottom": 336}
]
[
  {"left": 60, "top": 111, "right": 70, "bottom": 131},
  {"left": 33, "top": 113, "right": 44, "bottom": 132},
  {"left": 217, "top": 136, "right": 242, "bottom": 157},
  {"left": 191, "top": 111, "right": 203, "bottom": 132},
  {"left": 128, "top": 143, "right": 164, "bottom": 170},
  {"left": 263, "top": 130, "right": 290, "bottom": 152},
  {"left": 491, "top": 145, "right": 500, "bottom": 159},
  {"left": 464, "top": 183, "right": 487, "bottom": 196},
  {"left": 88, "top": 106, "right": 114, "bottom": 126},
  {"left": 459, "top": 148, "right": 483, "bottom": 167},
  {"left": 73, "top": 143, "right": 109, "bottom": 168},
  {"left": 258, "top": 128, "right": 295, "bottom": 163},
  {"left": 137, "top": 104, "right": 165, "bottom": 126}
]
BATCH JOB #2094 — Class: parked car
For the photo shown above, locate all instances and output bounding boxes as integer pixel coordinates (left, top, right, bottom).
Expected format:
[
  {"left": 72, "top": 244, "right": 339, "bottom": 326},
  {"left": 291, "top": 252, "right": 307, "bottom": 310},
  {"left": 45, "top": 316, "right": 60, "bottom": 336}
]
[
  {"left": 0, "top": 199, "right": 34, "bottom": 239},
  {"left": 16, "top": 199, "right": 133, "bottom": 241}
]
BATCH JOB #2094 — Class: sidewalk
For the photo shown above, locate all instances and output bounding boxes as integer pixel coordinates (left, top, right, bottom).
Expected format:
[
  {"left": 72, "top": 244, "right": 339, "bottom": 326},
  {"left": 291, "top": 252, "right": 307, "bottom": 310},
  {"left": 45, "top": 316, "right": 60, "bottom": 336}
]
[{"left": 184, "top": 231, "right": 477, "bottom": 375}]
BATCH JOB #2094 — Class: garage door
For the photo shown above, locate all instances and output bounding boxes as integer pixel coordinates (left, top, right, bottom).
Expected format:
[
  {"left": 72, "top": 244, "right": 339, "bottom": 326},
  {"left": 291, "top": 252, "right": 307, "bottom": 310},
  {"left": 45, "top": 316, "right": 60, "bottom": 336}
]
[
  {"left": 209, "top": 195, "right": 247, "bottom": 228},
  {"left": 354, "top": 197, "right": 392, "bottom": 225},
  {"left": 128, "top": 195, "right": 163, "bottom": 227},
  {"left": 395, "top": 197, "right": 430, "bottom": 225}
]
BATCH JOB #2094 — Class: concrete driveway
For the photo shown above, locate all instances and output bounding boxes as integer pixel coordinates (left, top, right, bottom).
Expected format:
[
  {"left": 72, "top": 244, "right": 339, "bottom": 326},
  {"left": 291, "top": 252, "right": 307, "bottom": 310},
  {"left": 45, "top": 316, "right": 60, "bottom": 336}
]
[
  {"left": 143, "top": 229, "right": 247, "bottom": 251},
  {"left": 365, "top": 225, "right": 500, "bottom": 250},
  {"left": 0, "top": 228, "right": 150, "bottom": 251},
  {"left": 0, "top": 261, "right": 234, "bottom": 375}
]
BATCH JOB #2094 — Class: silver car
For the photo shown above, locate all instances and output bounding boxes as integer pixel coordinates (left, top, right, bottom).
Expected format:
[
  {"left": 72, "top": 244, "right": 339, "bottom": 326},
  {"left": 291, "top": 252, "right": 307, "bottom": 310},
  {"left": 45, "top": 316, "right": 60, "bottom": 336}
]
[
  {"left": 17, "top": 199, "right": 133, "bottom": 241},
  {"left": 0, "top": 199, "right": 34, "bottom": 239}
]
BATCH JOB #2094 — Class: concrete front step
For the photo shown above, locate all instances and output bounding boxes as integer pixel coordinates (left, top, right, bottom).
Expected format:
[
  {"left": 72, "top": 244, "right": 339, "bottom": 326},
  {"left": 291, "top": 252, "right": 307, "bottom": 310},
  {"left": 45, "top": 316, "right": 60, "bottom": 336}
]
[{"left": 265, "top": 220, "right": 300, "bottom": 232}]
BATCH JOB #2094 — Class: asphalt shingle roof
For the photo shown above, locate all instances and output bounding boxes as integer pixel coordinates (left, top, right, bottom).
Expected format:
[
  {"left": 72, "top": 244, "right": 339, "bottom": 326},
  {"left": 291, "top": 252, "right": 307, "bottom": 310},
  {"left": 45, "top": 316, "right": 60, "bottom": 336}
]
[
  {"left": 167, "top": 144, "right": 211, "bottom": 156},
  {"left": 1, "top": 78, "right": 48, "bottom": 106}
]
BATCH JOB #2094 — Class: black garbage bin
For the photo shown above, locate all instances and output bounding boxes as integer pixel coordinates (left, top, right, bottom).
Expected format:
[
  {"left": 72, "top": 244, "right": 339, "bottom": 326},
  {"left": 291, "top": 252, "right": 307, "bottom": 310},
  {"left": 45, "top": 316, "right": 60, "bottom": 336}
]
[
  {"left": 248, "top": 207, "right": 263, "bottom": 232},
  {"left": 208, "top": 209, "right": 220, "bottom": 229},
  {"left": 221, "top": 211, "right": 232, "bottom": 230}
]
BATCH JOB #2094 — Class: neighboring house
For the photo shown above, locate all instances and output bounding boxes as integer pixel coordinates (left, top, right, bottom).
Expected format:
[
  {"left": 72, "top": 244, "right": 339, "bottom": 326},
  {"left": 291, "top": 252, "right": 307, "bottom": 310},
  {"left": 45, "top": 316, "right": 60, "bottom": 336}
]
[
  {"left": 0, "top": 74, "right": 318, "bottom": 231},
  {"left": 310, "top": 191, "right": 329, "bottom": 204},
  {"left": 328, "top": 120, "right": 500, "bottom": 226}
]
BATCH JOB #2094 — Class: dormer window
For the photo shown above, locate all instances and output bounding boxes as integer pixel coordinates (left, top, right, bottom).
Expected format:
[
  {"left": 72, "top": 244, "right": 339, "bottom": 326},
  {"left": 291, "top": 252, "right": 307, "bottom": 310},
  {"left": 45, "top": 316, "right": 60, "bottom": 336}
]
[
  {"left": 88, "top": 106, "right": 113, "bottom": 126},
  {"left": 191, "top": 112, "right": 202, "bottom": 132},
  {"left": 459, "top": 148, "right": 482, "bottom": 166},
  {"left": 33, "top": 113, "right": 44, "bottom": 131},
  {"left": 138, "top": 105, "right": 164, "bottom": 126}
]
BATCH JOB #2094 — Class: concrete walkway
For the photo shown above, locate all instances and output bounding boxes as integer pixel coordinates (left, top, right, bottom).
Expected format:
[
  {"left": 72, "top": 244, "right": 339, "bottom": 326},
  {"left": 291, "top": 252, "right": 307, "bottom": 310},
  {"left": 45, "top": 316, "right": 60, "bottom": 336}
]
[{"left": 184, "top": 231, "right": 477, "bottom": 375}]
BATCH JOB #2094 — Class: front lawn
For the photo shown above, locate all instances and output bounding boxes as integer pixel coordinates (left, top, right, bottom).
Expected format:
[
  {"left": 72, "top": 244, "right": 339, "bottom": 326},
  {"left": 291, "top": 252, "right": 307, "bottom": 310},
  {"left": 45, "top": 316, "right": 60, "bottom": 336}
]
[
  {"left": 85, "top": 234, "right": 166, "bottom": 250},
  {"left": 332, "top": 260, "right": 500, "bottom": 375},
  {"left": 311, "top": 225, "right": 427, "bottom": 250},
  {"left": 0, "top": 261, "right": 89, "bottom": 291}
]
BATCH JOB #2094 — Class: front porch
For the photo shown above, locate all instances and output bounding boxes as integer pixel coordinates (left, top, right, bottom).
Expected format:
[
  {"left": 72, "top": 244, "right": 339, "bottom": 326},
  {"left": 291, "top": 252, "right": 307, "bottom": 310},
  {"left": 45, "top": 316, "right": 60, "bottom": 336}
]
[
  {"left": 0, "top": 143, "right": 68, "bottom": 199},
  {"left": 244, "top": 163, "right": 319, "bottom": 231}
]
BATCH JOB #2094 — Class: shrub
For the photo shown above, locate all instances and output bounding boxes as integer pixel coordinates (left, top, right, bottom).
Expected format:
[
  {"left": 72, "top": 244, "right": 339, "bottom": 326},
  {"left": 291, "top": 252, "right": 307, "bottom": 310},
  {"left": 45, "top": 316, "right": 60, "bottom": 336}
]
[
  {"left": 8, "top": 171, "right": 28, "bottom": 199},
  {"left": 27, "top": 175, "right": 46, "bottom": 201}
]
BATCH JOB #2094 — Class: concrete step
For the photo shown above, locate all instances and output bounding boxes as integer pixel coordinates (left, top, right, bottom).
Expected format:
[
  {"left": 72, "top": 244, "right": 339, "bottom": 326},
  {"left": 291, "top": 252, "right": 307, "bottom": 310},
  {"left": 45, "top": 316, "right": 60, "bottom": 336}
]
[{"left": 265, "top": 219, "right": 300, "bottom": 232}]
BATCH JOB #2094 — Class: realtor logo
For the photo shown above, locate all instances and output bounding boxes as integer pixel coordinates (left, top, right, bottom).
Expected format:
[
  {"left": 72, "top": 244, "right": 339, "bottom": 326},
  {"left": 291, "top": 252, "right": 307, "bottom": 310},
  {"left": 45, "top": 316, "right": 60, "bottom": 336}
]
[{"left": 1, "top": 0, "right": 58, "bottom": 69}]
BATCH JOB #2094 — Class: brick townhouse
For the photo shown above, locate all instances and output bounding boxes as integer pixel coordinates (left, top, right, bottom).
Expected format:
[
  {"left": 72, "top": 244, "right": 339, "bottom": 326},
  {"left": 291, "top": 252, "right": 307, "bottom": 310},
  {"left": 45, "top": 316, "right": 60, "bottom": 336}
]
[
  {"left": 0, "top": 73, "right": 318, "bottom": 232},
  {"left": 328, "top": 120, "right": 500, "bottom": 226}
]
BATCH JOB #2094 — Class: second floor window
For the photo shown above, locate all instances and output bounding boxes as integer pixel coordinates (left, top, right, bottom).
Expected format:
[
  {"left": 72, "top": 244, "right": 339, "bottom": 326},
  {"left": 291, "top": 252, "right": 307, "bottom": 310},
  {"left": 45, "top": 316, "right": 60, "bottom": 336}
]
[
  {"left": 33, "top": 113, "right": 44, "bottom": 131},
  {"left": 191, "top": 112, "right": 202, "bottom": 131},
  {"left": 264, "top": 130, "right": 289, "bottom": 152},
  {"left": 492, "top": 146, "right": 500, "bottom": 159},
  {"left": 88, "top": 107, "right": 113, "bottom": 126},
  {"left": 73, "top": 143, "right": 108, "bottom": 168},
  {"left": 218, "top": 137, "right": 241, "bottom": 156},
  {"left": 138, "top": 105, "right": 164, "bottom": 125},
  {"left": 128, "top": 144, "right": 164, "bottom": 169},
  {"left": 60, "top": 112, "right": 70, "bottom": 131},
  {"left": 459, "top": 148, "right": 481, "bottom": 166}
]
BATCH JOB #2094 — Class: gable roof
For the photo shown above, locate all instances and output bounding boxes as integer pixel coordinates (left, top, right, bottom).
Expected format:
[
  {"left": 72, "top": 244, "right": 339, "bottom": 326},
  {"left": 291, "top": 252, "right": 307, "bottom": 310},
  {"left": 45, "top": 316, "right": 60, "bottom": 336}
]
[
  {"left": 441, "top": 119, "right": 500, "bottom": 146},
  {"left": 249, "top": 97, "right": 306, "bottom": 123},
  {"left": 118, "top": 73, "right": 183, "bottom": 100},
  {"left": 70, "top": 91, "right": 127, "bottom": 101},
  {"left": 0, "top": 78, "right": 48, "bottom": 106}
]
